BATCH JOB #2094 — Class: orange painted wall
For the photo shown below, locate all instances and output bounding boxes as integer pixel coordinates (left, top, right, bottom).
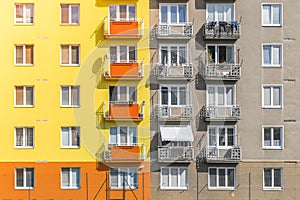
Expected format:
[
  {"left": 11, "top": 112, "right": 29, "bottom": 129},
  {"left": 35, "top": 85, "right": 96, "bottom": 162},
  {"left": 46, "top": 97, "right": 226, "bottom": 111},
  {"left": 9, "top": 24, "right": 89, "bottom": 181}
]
[{"left": 0, "top": 162, "right": 150, "bottom": 200}]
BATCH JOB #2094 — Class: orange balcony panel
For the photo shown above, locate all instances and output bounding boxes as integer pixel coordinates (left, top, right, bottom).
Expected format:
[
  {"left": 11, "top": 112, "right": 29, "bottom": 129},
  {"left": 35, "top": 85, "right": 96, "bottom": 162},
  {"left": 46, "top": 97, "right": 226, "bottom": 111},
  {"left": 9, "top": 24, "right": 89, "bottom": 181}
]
[
  {"left": 106, "top": 62, "right": 140, "bottom": 79},
  {"left": 110, "top": 146, "right": 140, "bottom": 160},
  {"left": 108, "top": 103, "right": 141, "bottom": 120},
  {"left": 107, "top": 21, "right": 139, "bottom": 38}
]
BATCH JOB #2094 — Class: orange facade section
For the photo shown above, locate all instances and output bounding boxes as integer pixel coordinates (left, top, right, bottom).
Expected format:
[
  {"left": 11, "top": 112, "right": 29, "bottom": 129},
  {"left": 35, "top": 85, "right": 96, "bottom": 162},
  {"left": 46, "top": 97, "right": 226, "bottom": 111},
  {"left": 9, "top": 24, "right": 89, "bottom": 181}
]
[
  {"left": 108, "top": 103, "right": 141, "bottom": 120},
  {"left": 110, "top": 21, "right": 138, "bottom": 35},
  {"left": 0, "top": 162, "right": 150, "bottom": 200},
  {"left": 111, "top": 145, "right": 140, "bottom": 160},
  {"left": 108, "top": 62, "right": 140, "bottom": 79}
]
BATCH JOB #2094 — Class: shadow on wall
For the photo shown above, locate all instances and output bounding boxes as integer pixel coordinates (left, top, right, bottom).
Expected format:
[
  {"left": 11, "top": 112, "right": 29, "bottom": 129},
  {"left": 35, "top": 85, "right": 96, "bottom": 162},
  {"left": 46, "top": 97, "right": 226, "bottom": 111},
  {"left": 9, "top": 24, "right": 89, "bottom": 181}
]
[
  {"left": 92, "top": 19, "right": 105, "bottom": 46},
  {"left": 195, "top": 0, "right": 206, "bottom": 10}
]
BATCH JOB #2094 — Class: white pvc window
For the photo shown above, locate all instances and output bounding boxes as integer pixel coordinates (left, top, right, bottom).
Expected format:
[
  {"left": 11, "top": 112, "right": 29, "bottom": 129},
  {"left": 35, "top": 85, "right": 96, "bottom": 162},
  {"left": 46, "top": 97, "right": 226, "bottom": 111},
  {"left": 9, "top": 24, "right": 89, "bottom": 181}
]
[
  {"left": 160, "top": 4, "right": 187, "bottom": 24},
  {"left": 263, "top": 168, "right": 283, "bottom": 190},
  {"left": 15, "top": 127, "right": 34, "bottom": 148},
  {"left": 61, "top": 4, "right": 80, "bottom": 24},
  {"left": 207, "top": 85, "right": 235, "bottom": 106},
  {"left": 15, "top": 45, "right": 34, "bottom": 65},
  {"left": 109, "top": 86, "right": 136, "bottom": 103},
  {"left": 15, "top": 4, "right": 34, "bottom": 24},
  {"left": 110, "top": 168, "right": 138, "bottom": 189},
  {"left": 61, "top": 168, "right": 80, "bottom": 189},
  {"left": 159, "top": 44, "right": 187, "bottom": 65},
  {"left": 207, "top": 44, "right": 235, "bottom": 64},
  {"left": 61, "top": 127, "right": 80, "bottom": 148},
  {"left": 161, "top": 167, "right": 188, "bottom": 189},
  {"left": 109, "top": 5, "right": 136, "bottom": 21},
  {"left": 262, "top": 85, "right": 282, "bottom": 108},
  {"left": 61, "top": 86, "right": 80, "bottom": 107},
  {"left": 61, "top": 45, "right": 80, "bottom": 66},
  {"left": 208, "top": 167, "right": 235, "bottom": 189},
  {"left": 110, "top": 46, "right": 136, "bottom": 63},
  {"left": 160, "top": 85, "right": 188, "bottom": 106},
  {"left": 262, "top": 126, "right": 284, "bottom": 149},
  {"left": 208, "top": 126, "right": 236, "bottom": 148},
  {"left": 110, "top": 127, "right": 137, "bottom": 146},
  {"left": 262, "top": 4, "right": 282, "bottom": 26},
  {"left": 15, "top": 168, "right": 34, "bottom": 189},
  {"left": 15, "top": 86, "right": 34, "bottom": 107},
  {"left": 262, "top": 44, "right": 282, "bottom": 67},
  {"left": 206, "top": 4, "right": 234, "bottom": 22}
]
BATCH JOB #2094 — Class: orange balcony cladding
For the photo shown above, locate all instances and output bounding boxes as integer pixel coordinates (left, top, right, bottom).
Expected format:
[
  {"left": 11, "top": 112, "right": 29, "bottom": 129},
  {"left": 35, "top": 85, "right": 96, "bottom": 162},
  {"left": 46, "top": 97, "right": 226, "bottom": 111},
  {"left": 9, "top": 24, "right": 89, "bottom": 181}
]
[
  {"left": 0, "top": 162, "right": 150, "bottom": 199},
  {"left": 107, "top": 103, "right": 142, "bottom": 121}
]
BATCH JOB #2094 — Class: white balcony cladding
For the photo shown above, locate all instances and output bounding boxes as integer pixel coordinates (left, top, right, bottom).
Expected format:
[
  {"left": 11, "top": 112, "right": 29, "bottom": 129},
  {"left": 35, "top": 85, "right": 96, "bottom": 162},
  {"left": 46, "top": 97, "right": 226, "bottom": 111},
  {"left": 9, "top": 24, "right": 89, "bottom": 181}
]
[{"left": 160, "top": 125, "right": 194, "bottom": 142}]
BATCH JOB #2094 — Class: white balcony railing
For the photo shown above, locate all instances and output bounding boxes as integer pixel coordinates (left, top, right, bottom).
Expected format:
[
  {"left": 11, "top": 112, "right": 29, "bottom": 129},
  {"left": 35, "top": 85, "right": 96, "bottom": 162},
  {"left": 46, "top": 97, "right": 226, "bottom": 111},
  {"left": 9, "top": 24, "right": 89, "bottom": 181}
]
[
  {"left": 157, "top": 23, "right": 193, "bottom": 39},
  {"left": 158, "top": 146, "right": 194, "bottom": 162},
  {"left": 200, "top": 146, "right": 242, "bottom": 163},
  {"left": 200, "top": 105, "right": 240, "bottom": 121},
  {"left": 204, "top": 21, "right": 240, "bottom": 39},
  {"left": 204, "top": 63, "right": 240, "bottom": 80},
  {"left": 156, "top": 63, "right": 193, "bottom": 79},
  {"left": 156, "top": 105, "right": 193, "bottom": 120}
]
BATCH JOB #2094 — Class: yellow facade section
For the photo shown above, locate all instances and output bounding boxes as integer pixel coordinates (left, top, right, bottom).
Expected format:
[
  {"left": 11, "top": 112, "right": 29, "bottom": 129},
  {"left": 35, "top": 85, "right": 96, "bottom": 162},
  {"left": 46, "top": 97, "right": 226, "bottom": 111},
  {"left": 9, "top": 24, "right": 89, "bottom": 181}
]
[{"left": 0, "top": 0, "right": 150, "bottom": 162}]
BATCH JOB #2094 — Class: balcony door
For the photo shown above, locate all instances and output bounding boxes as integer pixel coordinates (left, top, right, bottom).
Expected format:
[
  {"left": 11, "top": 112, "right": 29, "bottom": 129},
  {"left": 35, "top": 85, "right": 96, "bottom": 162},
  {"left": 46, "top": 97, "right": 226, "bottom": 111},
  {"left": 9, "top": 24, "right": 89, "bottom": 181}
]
[
  {"left": 160, "top": 85, "right": 188, "bottom": 106},
  {"left": 207, "top": 45, "right": 235, "bottom": 64},
  {"left": 159, "top": 4, "right": 187, "bottom": 25},
  {"left": 109, "top": 5, "right": 136, "bottom": 21},
  {"left": 208, "top": 126, "right": 236, "bottom": 148},
  {"left": 207, "top": 85, "right": 235, "bottom": 106},
  {"left": 109, "top": 86, "right": 136, "bottom": 103},
  {"left": 110, "top": 46, "right": 136, "bottom": 63},
  {"left": 159, "top": 45, "right": 187, "bottom": 65},
  {"left": 110, "top": 127, "right": 137, "bottom": 146}
]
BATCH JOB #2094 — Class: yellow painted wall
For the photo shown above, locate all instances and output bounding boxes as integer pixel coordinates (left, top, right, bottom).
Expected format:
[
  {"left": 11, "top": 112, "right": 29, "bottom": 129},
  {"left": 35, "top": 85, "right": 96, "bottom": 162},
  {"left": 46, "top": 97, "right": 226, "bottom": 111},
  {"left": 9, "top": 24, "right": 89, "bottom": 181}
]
[{"left": 0, "top": 0, "right": 150, "bottom": 162}]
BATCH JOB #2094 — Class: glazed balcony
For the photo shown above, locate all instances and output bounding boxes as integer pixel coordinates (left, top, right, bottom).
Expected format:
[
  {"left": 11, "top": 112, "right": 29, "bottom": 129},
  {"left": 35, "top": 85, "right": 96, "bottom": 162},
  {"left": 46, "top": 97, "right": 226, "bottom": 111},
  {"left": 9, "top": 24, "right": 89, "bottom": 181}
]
[
  {"left": 200, "top": 105, "right": 241, "bottom": 121},
  {"left": 203, "top": 63, "right": 241, "bottom": 81},
  {"left": 155, "top": 63, "right": 193, "bottom": 80},
  {"left": 156, "top": 105, "right": 193, "bottom": 121},
  {"left": 156, "top": 23, "right": 193, "bottom": 39},
  {"left": 103, "top": 143, "right": 146, "bottom": 162},
  {"left": 103, "top": 101, "right": 145, "bottom": 121},
  {"left": 200, "top": 146, "right": 242, "bottom": 163},
  {"left": 103, "top": 18, "right": 144, "bottom": 39},
  {"left": 204, "top": 21, "right": 240, "bottom": 40},
  {"left": 158, "top": 146, "right": 194, "bottom": 163},
  {"left": 104, "top": 61, "right": 144, "bottom": 80}
]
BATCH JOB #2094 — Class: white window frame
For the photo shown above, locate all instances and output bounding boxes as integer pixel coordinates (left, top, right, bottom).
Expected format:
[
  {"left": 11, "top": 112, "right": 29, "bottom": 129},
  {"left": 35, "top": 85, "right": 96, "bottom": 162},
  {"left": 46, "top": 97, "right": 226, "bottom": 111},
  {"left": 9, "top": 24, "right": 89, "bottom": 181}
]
[
  {"left": 109, "top": 5, "right": 136, "bottom": 21},
  {"left": 208, "top": 167, "right": 235, "bottom": 190},
  {"left": 261, "top": 3, "right": 282, "bottom": 27},
  {"left": 207, "top": 125, "right": 237, "bottom": 149},
  {"left": 262, "top": 44, "right": 283, "bottom": 67},
  {"left": 262, "top": 126, "right": 284, "bottom": 149},
  {"left": 14, "top": 44, "right": 34, "bottom": 66},
  {"left": 110, "top": 127, "right": 137, "bottom": 146},
  {"left": 60, "top": 86, "right": 80, "bottom": 107},
  {"left": 60, "top": 4, "right": 80, "bottom": 25},
  {"left": 206, "top": 3, "right": 235, "bottom": 23},
  {"left": 262, "top": 85, "right": 283, "bottom": 108},
  {"left": 109, "top": 86, "right": 137, "bottom": 103},
  {"left": 60, "top": 45, "right": 80, "bottom": 66},
  {"left": 159, "top": 44, "right": 188, "bottom": 65},
  {"left": 15, "top": 168, "right": 34, "bottom": 189},
  {"left": 110, "top": 168, "right": 138, "bottom": 189},
  {"left": 206, "top": 85, "right": 236, "bottom": 106},
  {"left": 61, "top": 127, "right": 80, "bottom": 148},
  {"left": 206, "top": 44, "right": 236, "bottom": 64},
  {"left": 160, "top": 167, "right": 188, "bottom": 190},
  {"left": 14, "top": 86, "right": 34, "bottom": 107},
  {"left": 14, "top": 4, "right": 34, "bottom": 24},
  {"left": 263, "top": 168, "right": 283, "bottom": 190},
  {"left": 14, "top": 127, "right": 34, "bottom": 148},
  {"left": 159, "top": 3, "right": 188, "bottom": 25},
  {"left": 159, "top": 84, "right": 189, "bottom": 106},
  {"left": 61, "top": 167, "right": 80, "bottom": 189},
  {"left": 109, "top": 45, "right": 137, "bottom": 63}
]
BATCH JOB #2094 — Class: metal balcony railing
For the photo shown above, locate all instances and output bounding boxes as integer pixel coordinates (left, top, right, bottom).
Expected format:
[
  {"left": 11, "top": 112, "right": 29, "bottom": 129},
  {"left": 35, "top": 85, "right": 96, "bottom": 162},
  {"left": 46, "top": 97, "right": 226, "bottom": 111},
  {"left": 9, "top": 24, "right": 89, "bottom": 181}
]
[
  {"left": 103, "top": 143, "right": 146, "bottom": 161},
  {"left": 200, "top": 105, "right": 241, "bottom": 121},
  {"left": 204, "top": 21, "right": 240, "bottom": 39},
  {"left": 156, "top": 105, "right": 193, "bottom": 120},
  {"left": 156, "top": 23, "right": 193, "bottom": 39},
  {"left": 155, "top": 63, "right": 193, "bottom": 80},
  {"left": 200, "top": 146, "right": 242, "bottom": 163},
  {"left": 204, "top": 63, "right": 241, "bottom": 80},
  {"left": 158, "top": 146, "right": 194, "bottom": 162}
]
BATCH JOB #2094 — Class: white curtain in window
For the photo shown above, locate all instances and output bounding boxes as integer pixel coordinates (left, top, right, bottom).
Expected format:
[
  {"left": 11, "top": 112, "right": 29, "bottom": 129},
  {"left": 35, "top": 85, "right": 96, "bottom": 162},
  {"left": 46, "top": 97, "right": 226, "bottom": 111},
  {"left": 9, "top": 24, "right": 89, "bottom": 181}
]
[
  {"left": 208, "top": 87, "right": 215, "bottom": 106},
  {"left": 225, "top": 5, "right": 232, "bottom": 22},
  {"left": 110, "top": 127, "right": 117, "bottom": 144},
  {"left": 263, "top": 6, "right": 271, "bottom": 24},
  {"left": 272, "top": 46, "right": 281, "bottom": 65},
  {"left": 208, "top": 128, "right": 216, "bottom": 146},
  {"left": 26, "top": 128, "right": 33, "bottom": 146},
  {"left": 25, "top": 87, "right": 33, "bottom": 105},
  {"left": 62, "top": 87, "right": 69, "bottom": 105},
  {"left": 217, "top": 6, "right": 224, "bottom": 21},
  {"left": 179, "top": 169, "right": 187, "bottom": 187},
  {"left": 25, "top": 169, "right": 33, "bottom": 187},
  {"left": 62, "top": 169, "right": 69, "bottom": 187},
  {"left": 207, "top": 5, "right": 214, "bottom": 22},
  {"left": 263, "top": 46, "right": 271, "bottom": 65},
  {"left": 273, "top": 87, "right": 280, "bottom": 106},
  {"left": 272, "top": 5, "right": 281, "bottom": 25},
  {"left": 226, "top": 87, "right": 233, "bottom": 105},
  {"left": 161, "top": 168, "right": 169, "bottom": 187},
  {"left": 217, "top": 87, "right": 224, "bottom": 106},
  {"left": 110, "top": 169, "right": 118, "bottom": 187},
  {"left": 264, "top": 87, "right": 271, "bottom": 106},
  {"left": 264, "top": 128, "right": 272, "bottom": 146},
  {"left": 25, "top": 5, "right": 33, "bottom": 23},
  {"left": 170, "top": 169, "right": 178, "bottom": 187},
  {"left": 62, "top": 127, "right": 70, "bottom": 146},
  {"left": 71, "top": 168, "right": 79, "bottom": 187},
  {"left": 16, "top": 128, "right": 23, "bottom": 146}
]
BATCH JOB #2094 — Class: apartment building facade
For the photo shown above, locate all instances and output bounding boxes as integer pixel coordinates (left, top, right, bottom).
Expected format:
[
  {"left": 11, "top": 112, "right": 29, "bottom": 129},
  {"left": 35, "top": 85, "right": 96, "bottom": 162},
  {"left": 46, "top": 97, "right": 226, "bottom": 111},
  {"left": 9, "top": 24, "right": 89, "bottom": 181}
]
[
  {"left": 0, "top": 0, "right": 150, "bottom": 199},
  {"left": 150, "top": 0, "right": 300, "bottom": 200}
]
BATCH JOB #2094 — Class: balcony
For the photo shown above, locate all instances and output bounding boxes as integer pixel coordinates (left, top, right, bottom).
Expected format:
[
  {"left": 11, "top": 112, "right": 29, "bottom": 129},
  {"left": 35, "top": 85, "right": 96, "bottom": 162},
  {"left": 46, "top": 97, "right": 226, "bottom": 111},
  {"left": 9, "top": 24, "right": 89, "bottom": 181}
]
[
  {"left": 158, "top": 146, "right": 194, "bottom": 163},
  {"left": 104, "top": 61, "right": 144, "bottom": 80},
  {"left": 155, "top": 63, "right": 193, "bottom": 80},
  {"left": 103, "top": 101, "right": 145, "bottom": 121},
  {"left": 200, "top": 146, "right": 242, "bottom": 163},
  {"left": 156, "top": 105, "right": 193, "bottom": 121},
  {"left": 103, "top": 143, "right": 146, "bottom": 162},
  {"left": 204, "top": 21, "right": 240, "bottom": 40},
  {"left": 203, "top": 63, "right": 241, "bottom": 81},
  {"left": 156, "top": 23, "right": 193, "bottom": 39},
  {"left": 103, "top": 18, "right": 144, "bottom": 39},
  {"left": 200, "top": 106, "right": 241, "bottom": 121}
]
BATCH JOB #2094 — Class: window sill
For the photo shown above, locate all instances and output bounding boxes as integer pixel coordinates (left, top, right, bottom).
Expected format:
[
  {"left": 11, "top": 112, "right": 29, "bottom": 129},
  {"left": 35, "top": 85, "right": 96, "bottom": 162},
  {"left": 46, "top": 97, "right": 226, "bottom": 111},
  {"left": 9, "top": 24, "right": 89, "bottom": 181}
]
[
  {"left": 110, "top": 187, "right": 138, "bottom": 190},
  {"left": 15, "top": 187, "right": 34, "bottom": 190},
  {"left": 263, "top": 147, "right": 283, "bottom": 150},
  {"left": 160, "top": 187, "right": 188, "bottom": 190},
  {"left": 208, "top": 187, "right": 235, "bottom": 191},
  {"left": 262, "top": 65, "right": 282, "bottom": 68},
  {"left": 14, "top": 23, "right": 34, "bottom": 26},
  {"left": 14, "top": 64, "right": 34, "bottom": 67},
  {"left": 60, "top": 105, "right": 80, "bottom": 108},
  {"left": 262, "top": 106, "right": 282, "bottom": 109},
  {"left": 60, "top": 23, "right": 80, "bottom": 26},
  {"left": 263, "top": 187, "right": 283, "bottom": 191},
  {"left": 261, "top": 24, "right": 282, "bottom": 27},
  {"left": 60, "top": 64, "right": 80, "bottom": 67},
  {"left": 61, "top": 146, "right": 80, "bottom": 149},
  {"left": 14, "top": 147, "right": 34, "bottom": 149},
  {"left": 14, "top": 105, "right": 34, "bottom": 108},
  {"left": 61, "top": 187, "right": 80, "bottom": 190}
]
